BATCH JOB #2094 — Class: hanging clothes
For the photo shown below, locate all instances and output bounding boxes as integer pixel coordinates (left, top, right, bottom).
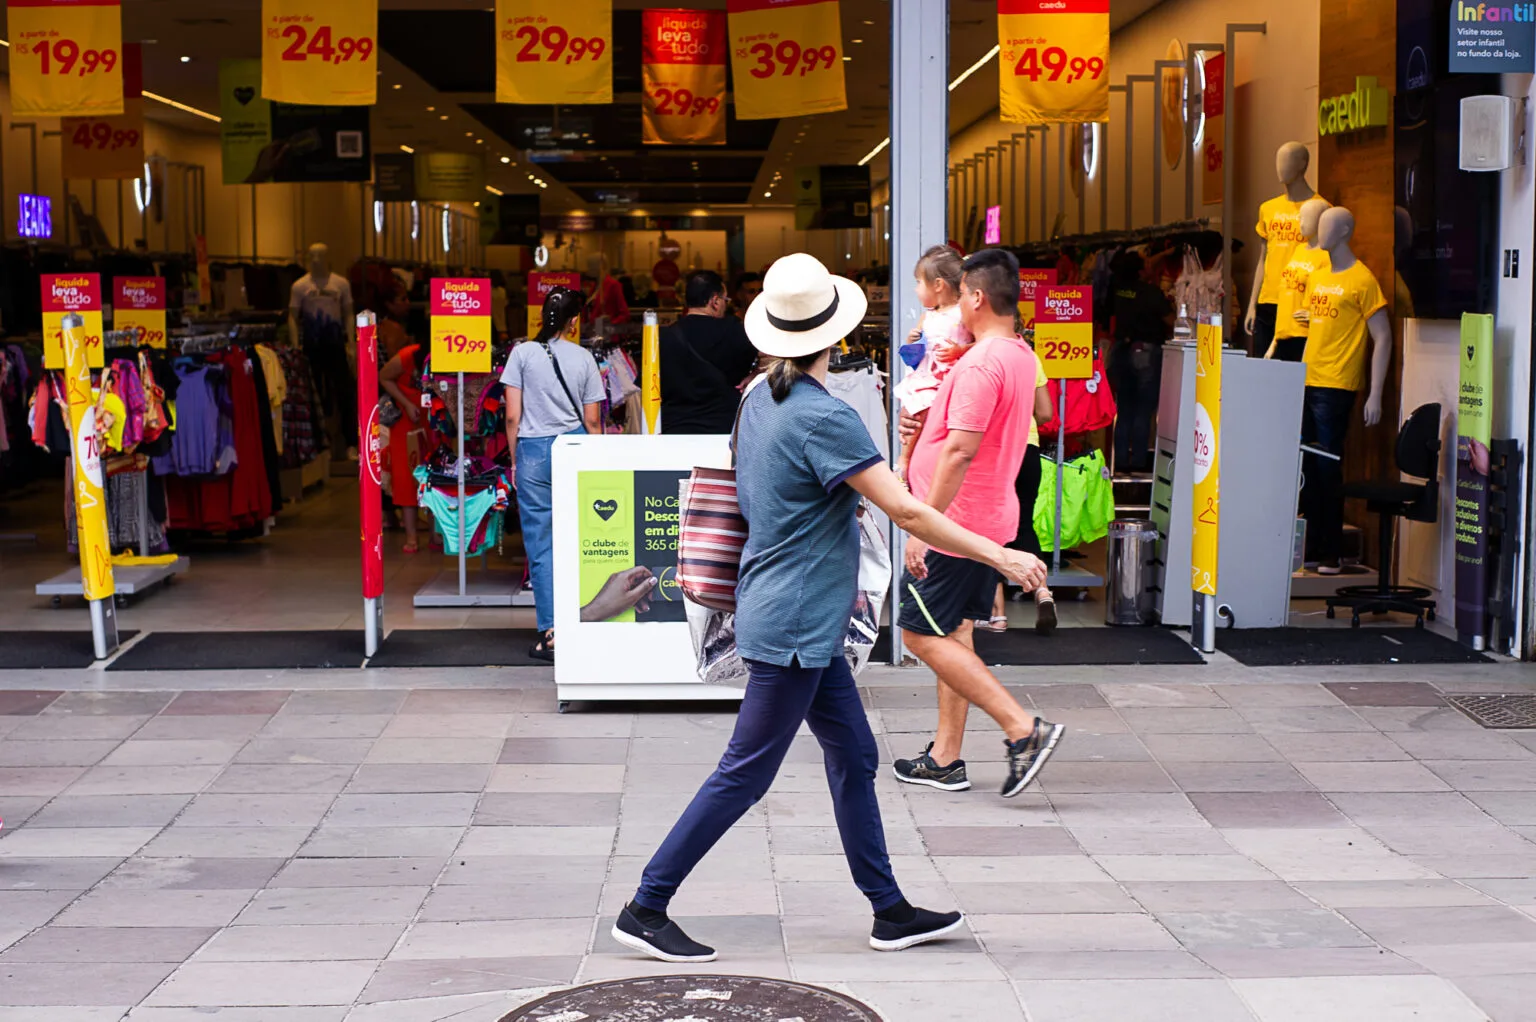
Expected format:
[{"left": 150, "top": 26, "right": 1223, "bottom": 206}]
[{"left": 1035, "top": 449, "right": 1115, "bottom": 552}]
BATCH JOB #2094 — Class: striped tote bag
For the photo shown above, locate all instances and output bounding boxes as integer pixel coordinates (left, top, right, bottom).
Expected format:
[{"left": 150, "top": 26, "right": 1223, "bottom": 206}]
[{"left": 677, "top": 467, "right": 747, "bottom": 612}]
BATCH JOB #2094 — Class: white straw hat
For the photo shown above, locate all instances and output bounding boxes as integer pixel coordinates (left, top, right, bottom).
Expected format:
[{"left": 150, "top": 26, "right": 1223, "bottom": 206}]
[{"left": 745, "top": 253, "right": 869, "bottom": 359}]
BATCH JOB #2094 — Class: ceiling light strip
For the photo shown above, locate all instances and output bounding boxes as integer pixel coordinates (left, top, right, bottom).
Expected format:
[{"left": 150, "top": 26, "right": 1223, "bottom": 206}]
[{"left": 851, "top": 46, "right": 999, "bottom": 170}]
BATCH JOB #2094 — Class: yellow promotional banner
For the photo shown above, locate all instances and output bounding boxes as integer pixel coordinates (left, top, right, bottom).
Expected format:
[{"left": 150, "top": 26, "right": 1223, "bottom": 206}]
[
  {"left": 727, "top": 0, "right": 847, "bottom": 121},
  {"left": 7, "top": 0, "right": 124, "bottom": 118},
  {"left": 61, "top": 42, "right": 142, "bottom": 180},
  {"left": 1191, "top": 315, "right": 1223, "bottom": 596},
  {"left": 1035, "top": 286, "right": 1093, "bottom": 380},
  {"left": 430, "top": 278, "right": 493, "bottom": 374},
  {"left": 1201, "top": 53, "right": 1225, "bottom": 206},
  {"left": 1017, "top": 268, "right": 1058, "bottom": 333},
  {"left": 62, "top": 316, "right": 115, "bottom": 602},
  {"left": 998, "top": 0, "right": 1110, "bottom": 125},
  {"left": 42, "top": 273, "right": 104, "bottom": 370},
  {"left": 261, "top": 0, "right": 378, "bottom": 106},
  {"left": 114, "top": 277, "right": 167, "bottom": 348},
  {"left": 643, "top": 9, "right": 728, "bottom": 146},
  {"left": 496, "top": 0, "right": 613, "bottom": 105},
  {"left": 641, "top": 311, "right": 661, "bottom": 433},
  {"left": 528, "top": 272, "right": 583, "bottom": 341}
]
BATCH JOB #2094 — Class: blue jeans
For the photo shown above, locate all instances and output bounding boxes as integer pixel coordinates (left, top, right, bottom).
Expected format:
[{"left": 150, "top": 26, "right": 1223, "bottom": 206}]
[
  {"left": 635, "top": 656, "right": 903, "bottom": 914},
  {"left": 516, "top": 429, "right": 583, "bottom": 632},
  {"left": 1300, "top": 386, "right": 1356, "bottom": 563}
]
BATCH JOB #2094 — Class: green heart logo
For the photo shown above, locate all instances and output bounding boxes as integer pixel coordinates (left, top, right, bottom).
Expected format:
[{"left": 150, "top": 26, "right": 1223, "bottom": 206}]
[{"left": 593, "top": 499, "right": 618, "bottom": 521}]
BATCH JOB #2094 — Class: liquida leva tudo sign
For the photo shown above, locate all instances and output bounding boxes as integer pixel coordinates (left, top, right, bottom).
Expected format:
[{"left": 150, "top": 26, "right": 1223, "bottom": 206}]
[
  {"left": 1449, "top": 1, "right": 1536, "bottom": 73},
  {"left": 1318, "top": 77, "right": 1390, "bottom": 136}
]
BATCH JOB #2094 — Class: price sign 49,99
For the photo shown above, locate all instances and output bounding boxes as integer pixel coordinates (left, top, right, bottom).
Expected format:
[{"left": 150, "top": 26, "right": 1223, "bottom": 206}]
[
  {"left": 260, "top": 0, "right": 377, "bottom": 105},
  {"left": 497, "top": 0, "right": 613, "bottom": 105},
  {"left": 1034, "top": 285, "right": 1094, "bottom": 380},
  {"left": 728, "top": 0, "right": 847, "bottom": 120},
  {"left": 430, "top": 278, "right": 494, "bottom": 374},
  {"left": 998, "top": 0, "right": 1110, "bottom": 125}
]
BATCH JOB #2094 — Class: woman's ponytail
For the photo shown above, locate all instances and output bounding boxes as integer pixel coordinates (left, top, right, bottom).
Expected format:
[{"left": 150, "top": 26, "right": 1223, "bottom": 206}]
[{"left": 766, "top": 350, "right": 826, "bottom": 402}]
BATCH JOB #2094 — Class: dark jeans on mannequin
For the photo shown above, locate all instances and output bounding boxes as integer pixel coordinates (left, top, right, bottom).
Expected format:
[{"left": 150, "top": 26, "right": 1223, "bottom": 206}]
[
  {"left": 1108, "top": 341, "right": 1162, "bottom": 473},
  {"left": 1300, "top": 385, "right": 1356, "bottom": 565},
  {"left": 1251, "top": 302, "right": 1278, "bottom": 355}
]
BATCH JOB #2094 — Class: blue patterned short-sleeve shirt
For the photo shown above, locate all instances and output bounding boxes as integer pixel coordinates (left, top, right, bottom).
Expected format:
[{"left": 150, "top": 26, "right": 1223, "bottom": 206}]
[{"left": 733, "top": 376, "right": 883, "bottom": 668}]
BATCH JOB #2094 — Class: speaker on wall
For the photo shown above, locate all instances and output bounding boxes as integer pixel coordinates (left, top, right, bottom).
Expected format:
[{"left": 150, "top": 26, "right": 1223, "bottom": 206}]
[{"left": 1460, "top": 95, "right": 1520, "bottom": 172}]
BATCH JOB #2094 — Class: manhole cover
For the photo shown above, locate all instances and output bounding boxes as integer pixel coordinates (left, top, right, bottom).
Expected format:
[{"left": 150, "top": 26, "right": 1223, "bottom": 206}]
[
  {"left": 1447, "top": 693, "right": 1536, "bottom": 729},
  {"left": 501, "top": 975, "right": 883, "bottom": 1021}
]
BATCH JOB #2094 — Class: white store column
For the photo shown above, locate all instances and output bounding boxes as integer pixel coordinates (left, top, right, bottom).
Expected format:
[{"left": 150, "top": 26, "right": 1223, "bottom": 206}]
[{"left": 888, "top": 0, "right": 949, "bottom": 665}]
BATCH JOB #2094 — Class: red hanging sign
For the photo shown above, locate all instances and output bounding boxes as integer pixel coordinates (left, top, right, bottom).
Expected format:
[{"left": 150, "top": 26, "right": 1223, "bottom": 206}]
[
  {"left": 112, "top": 275, "right": 167, "bottom": 348},
  {"left": 642, "top": 9, "right": 728, "bottom": 146}
]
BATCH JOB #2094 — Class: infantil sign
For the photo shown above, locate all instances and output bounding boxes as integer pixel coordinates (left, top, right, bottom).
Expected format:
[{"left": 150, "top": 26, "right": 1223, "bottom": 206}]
[{"left": 1449, "top": 1, "right": 1536, "bottom": 73}]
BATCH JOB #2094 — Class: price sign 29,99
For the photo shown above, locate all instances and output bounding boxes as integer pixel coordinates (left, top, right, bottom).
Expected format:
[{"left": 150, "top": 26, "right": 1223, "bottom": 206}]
[
  {"left": 496, "top": 0, "right": 613, "bottom": 105},
  {"left": 1035, "top": 285, "right": 1093, "bottom": 380},
  {"left": 998, "top": 0, "right": 1110, "bottom": 126},
  {"left": 430, "top": 278, "right": 493, "bottom": 374}
]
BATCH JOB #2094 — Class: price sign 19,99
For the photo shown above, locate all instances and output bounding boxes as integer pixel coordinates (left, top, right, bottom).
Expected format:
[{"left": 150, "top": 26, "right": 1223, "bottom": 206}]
[
  {"left": 42, "top": 273, "right": 104, "bottom": 370},
  {"left": 430, "top": 278, "right": 493, "bottom": 374},
  {"left": 1034, "top": 285, "right": 1093, "bottom": 380},
  {"left": 998, "top": 0, "right": 1110, "bottom": 126},
  {"left": 260, "top": 0, "right": 377, "bottom": 105},
  {"left": 7, "top": 0, "right": 124, "bottom": 118},
  {"left": 496, "top": 0, "right": 613, "bottom": 105},
  {"left": 727, "top": 0, "right": 847, "bottom": 120}
]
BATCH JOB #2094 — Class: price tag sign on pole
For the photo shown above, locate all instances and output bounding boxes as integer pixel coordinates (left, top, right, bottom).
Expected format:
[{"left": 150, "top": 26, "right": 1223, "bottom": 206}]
[
  {"left": 727, "top": 0, "right": 847, "bottom": 120},
  {"left": 1035, "top": 285, "right": 1093, "bottom": 379},
  {"left": 61, "top": 41, "right": 143, "bottom": 179},
  {"left": 1017, "top": 268, "right": 1058, "bottom": 334},
  {"left": 261, "top": 0, "right": 378, "bottom": 105},
  {"left": 42, "top": 274, "right": 104, "bottom": 370},
  {"left": 998, "top": 0, "right": 1110, "bottom": 125},
  {"left": 1192, "top": 314, "right": 1222, "bottom": 600},
  {"left": 7, "top": 0, "right": 124, "bottom": 118},
  {"left": 643, "top": 9, "right": 727, "bottom": 146},
  {"left": 641, "top": 310, "right": 661, "bottom": 433},
  {"left": 113, "top": 277, "right": 166, "bottom": 348},
  {"left": 527, "top": 271, "right": 582, "bottom": 341},
  {"left": 495, "top": 0, "right": 613, "bottom": 105},
  {"left": 430, "top": 278, "right": 493, "bottom": 374}
]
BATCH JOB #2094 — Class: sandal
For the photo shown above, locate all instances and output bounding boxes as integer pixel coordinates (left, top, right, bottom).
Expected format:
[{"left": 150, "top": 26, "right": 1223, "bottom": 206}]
[
  {"left": 401, "top": 543, "right": 419, "bottom": 555},
  {"left": 529, "top": 630, "right": 555, "bottom": 663},
  {"left": 974, "top": 616, "right": 1009, "bottom": 633}
]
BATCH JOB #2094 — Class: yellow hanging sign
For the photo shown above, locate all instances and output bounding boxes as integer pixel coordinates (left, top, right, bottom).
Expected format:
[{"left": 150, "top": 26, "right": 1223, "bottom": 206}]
[
  {"left": 643, "top": 9, "right": 728, "bottom": 146},
  {"left": 7, "top": 0, "right": 124, "bottom": 118},
  {"left": 495, "top": 0, "right": 613, "bottom": 105},
  {"left": 430, "top": 278, "right": 494, "bottom": 374},
  {"left": 42, "top": 274, "right": 104, "bottom": 370},
  {"left": 641, "top": 311, "right": 661, "bottom": 433},
  {"left": 61, "top": 42, "right": 143, "bottom": 180},
  {"left": 1191, "top": 315, "right": 1223, "bottom": 596},
  {"left": 727, "top": 0, "right": 847, "bottom": 121},
  {"left": 62, "top": 315, "right": 115, "bottom": 602},
  {"left": 261, "top": 0, "right": 378, "bottom": 106},
  {"left": 998, "top": 0, "right": 1110, "bottom": 125}
]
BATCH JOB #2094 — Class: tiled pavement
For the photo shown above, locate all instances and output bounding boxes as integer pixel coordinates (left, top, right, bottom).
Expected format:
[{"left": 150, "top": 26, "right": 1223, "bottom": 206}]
[{"left": 2, "top": 666, "right": 1535, "bottom": 1021}]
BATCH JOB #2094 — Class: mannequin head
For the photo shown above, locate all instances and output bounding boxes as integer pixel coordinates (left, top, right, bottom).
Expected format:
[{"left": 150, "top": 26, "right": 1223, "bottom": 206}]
[
  {"left": 306, "top": 243, "right": 331, "bottom": 279},
  {"left": 1317, "top": 207, "right": 1356, "bottom": 253},
  {"left": 1299, "top": 198, "right": 1331, "bottom": 242},
  {"left": 1276, "top": 142, "right": 1311, "bottom": 187}
]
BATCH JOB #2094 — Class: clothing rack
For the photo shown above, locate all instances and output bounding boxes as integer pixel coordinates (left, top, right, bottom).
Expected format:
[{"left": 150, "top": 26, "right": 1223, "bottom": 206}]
[{"left": 1013, "top": 218, "right": 1213, "bottom": 256}]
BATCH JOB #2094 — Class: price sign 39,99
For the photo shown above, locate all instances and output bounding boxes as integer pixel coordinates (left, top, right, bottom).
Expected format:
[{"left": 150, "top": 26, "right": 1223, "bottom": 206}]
[
  {"left": 728, "top": 0, "right": 847, "bottom": 120},
  {"left": 430, "top": 278, "right": 493, "bottom": 374},
  {"left": 1035, "top": 285, "right": 1093, "bottom": 380},
  {"left": 998, "top": 0, "right": 1110, "bottom": 125}
]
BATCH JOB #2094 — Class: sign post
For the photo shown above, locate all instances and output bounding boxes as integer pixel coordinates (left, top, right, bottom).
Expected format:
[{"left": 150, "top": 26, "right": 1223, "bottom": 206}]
[
  {"left": 641, "top": 310, "right": 662, "bottom": 434},
  {"left": 357, "top": 311, "right": 384, "bottom": 656},
  {"left": 430, "top": 278, "right": 493, "bottom": 600},
  {"left": 62, "top": 313, "right": 119, "bottom": 659},
  {"left": 1191, "top": 314, "right": 1223, "bottom": 652},
  {"left": 1036, "top": 285, "right": 1095, "bottom": 584}
]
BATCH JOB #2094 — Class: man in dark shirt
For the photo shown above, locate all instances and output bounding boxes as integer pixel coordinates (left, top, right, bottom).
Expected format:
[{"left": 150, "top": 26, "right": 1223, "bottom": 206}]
[{"left": 660, "top": 270, "right": 760, "bottom": 434}]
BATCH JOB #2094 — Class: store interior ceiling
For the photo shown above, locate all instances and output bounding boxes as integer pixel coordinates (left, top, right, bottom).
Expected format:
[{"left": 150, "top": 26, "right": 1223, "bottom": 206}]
[{"left": 1, "top": 0, "right": 1165, "bottom": 214}]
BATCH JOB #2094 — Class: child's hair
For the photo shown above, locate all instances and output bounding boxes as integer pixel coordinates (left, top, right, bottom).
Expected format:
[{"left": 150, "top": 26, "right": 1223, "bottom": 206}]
[
  {"left": 916, "top": 244, "right": 963, "bottom": 297},
  {"left": 766, "top": 349, "right": 828, "bottom": 402}
]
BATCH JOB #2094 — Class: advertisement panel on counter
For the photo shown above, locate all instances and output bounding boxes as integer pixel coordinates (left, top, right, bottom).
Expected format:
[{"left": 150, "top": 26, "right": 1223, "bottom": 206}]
[
  {"left": 7, "top": 0, "right": 124, "bottom": 118},
  {"left": 727, "top": 0, "right": 848, "bottom": 120},
  {"left": 1456, "top": 313, "right": 1493, "bottom": 644},
  {"left": 998, "top": 0, "right": 1111, "bottom": 125},
  {"left": 643, "top": 9, "right": 728, "bottom": 145},
  {"left": 495, "top": 0, "right": 614, "bottom": 104}
]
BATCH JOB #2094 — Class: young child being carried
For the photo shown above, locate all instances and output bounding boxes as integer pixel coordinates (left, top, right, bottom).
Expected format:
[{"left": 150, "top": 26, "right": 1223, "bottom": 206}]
[{"left": 894, "top": 244, "right": 972, "bottom": 481}]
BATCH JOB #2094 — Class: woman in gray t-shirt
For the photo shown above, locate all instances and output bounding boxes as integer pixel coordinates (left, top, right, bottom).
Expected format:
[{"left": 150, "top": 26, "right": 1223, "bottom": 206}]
[
  {"left": 612, "top": 254, "right": 1048, "bottom": 964},
  {"left": 500, "top": 288, "right": 604, "bottom": 660}
]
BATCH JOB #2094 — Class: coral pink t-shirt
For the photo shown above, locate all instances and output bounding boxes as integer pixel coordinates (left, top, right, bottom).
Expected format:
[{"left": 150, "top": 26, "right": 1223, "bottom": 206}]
[{"left": 907, "top": 332, "right": 1039, "bottom": 554}]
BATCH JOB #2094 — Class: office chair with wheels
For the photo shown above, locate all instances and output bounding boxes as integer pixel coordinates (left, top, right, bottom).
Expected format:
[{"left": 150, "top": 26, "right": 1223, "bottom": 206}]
[{"left": 1326, "top": 402, "right": 1442, "bottom": 628}]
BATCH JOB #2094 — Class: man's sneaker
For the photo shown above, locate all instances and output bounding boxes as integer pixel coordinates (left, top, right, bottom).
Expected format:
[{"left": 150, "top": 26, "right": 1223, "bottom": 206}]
[
  {"left": 611, "top": 904, "right": 717, "bottom": 963},
  {"left": 893, "top": 744, "right": 971, "bottom": 791},
  {"left": 870, "top": 907, "right": 966, "bottom": 951},
  {"left": 1318, "top": 560, "right": 1342, "bottom": 576},
  {"left": 1002, "top": 717, "right": 1065, "bottom": 798},
  {"left": 1035, "top": 594, "right": 1058, "bottom": 635}
]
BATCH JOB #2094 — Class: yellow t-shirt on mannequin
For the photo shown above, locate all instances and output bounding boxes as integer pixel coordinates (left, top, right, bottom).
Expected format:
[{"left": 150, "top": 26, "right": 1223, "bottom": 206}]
[
  {"left": 1302, "top": 261, "right": 1388, "bottom": 392},
  {"left": 1255, "top": 195, "right": 1313, "bottom": 305},
  {"left": 1273, "top": 246, "right": 1332, "bottom": 341}
]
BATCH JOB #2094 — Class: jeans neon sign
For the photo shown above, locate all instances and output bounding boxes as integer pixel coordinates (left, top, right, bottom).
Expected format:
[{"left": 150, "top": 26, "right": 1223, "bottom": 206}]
[{"left": 19, "top": 194, "right": 52, "bottom": 239}]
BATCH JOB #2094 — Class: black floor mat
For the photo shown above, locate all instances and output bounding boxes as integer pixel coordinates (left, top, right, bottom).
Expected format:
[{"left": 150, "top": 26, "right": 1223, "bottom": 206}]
[
  {"left": 106, "top": 631, "right": 365, "bottom": 671},
  {"left": 871, "top": 626, "right": 1204, "bottom": 666},
  {"left": 2, "top": 631, "right": 139, "bottom": 669},
  {"left": 367, "top": 628, "right": 547, "bottom": 668},
  {"left": 1215, "top": 627, "right": 1493, "bottom": 667}
]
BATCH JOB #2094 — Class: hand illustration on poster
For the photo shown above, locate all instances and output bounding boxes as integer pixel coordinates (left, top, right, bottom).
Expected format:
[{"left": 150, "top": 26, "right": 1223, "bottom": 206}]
[{"left": 578, "top": 469, "right": 688, "bottom": 622}]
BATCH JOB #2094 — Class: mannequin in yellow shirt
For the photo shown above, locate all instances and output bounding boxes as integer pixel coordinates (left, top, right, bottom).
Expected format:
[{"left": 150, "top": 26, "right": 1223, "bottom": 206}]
[
  {"left": 1244, "top": 143, "right": 1326, "bottom": 350},
  {"left": 1292, "top": 206, "right": 1392, "bottom": 574},
  {"left": 1265, "top": 197, "right": 1331, "bottom": 363}
]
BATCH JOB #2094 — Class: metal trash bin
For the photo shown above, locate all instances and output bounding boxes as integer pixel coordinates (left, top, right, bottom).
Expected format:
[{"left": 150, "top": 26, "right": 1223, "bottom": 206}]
[{"left": 1105, "top": 519, "right": 1160, "bottom": 626}]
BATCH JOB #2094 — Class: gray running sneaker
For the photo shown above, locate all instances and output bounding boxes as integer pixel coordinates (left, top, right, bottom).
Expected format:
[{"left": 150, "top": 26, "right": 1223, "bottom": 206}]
[
  {"left": 893, "top": 743, "right": 971, "bottom": 791},
  {"left": 1002, "top": 717, "right": 1065, "bottom": 797}
]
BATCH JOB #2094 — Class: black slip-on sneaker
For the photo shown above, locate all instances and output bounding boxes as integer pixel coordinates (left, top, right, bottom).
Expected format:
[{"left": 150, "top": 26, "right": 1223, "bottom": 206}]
[
  {"left": 893, "top": 743, "right": 971, "bottom": 791},
  {"left": 870, "top": 907, "right": 966, "bottom": 951},
  {"left": 611, "top": 904, "right": 717, "bottom": 963},
  {"left": 1002, "top": 717, "right": 1065, "bottom": 798}
]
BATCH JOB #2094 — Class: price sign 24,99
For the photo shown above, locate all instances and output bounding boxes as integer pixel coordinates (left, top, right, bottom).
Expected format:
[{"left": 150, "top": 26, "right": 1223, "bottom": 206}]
[
  {"left": 430, "top": 278, "right": 493, "bottom": 374},
  {"left": 260, "top": 0, "right": 377, "bottom": 105},
  {"left": 1034, "top": 285, "right": 1094, "bottom": 380},
  {"left": 998, "top": 0, "right": 1110, "bottom": 126}
]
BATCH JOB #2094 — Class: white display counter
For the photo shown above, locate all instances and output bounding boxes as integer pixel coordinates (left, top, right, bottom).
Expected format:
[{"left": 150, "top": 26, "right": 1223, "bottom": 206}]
[{"left": 551, "top": 433, "right": 745, "bottom": 707}]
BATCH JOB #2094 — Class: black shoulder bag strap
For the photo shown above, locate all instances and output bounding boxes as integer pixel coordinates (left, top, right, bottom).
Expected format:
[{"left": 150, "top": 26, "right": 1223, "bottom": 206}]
[{"left": 539, "top": 340, "right": 584, "bottom": 421}]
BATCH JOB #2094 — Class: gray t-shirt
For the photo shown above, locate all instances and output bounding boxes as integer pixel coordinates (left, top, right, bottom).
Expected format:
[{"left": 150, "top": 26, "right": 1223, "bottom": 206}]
[
  {"left": 733, "top": 376, "right": 883, "bottom": 668},
  {"left": 500, "top": 339, "right": 605, "bottom": 438},
  {"left": 289, "top": 273, "right": 353, "bottom": 329}
]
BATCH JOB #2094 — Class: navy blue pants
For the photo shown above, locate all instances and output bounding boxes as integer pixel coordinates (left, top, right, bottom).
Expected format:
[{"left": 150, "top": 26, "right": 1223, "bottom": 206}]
[
  {"left": 635, "top": 656, "right": 903, "bottom": 913},
  {"left": 1301, "top": 385, "right": 1356, "bottom": 562}
]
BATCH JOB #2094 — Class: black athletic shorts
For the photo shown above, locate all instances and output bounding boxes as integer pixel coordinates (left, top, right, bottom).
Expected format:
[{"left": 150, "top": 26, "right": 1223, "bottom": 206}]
[{"left": 898, "top": 550, "right": 999, "bottom": 637}]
